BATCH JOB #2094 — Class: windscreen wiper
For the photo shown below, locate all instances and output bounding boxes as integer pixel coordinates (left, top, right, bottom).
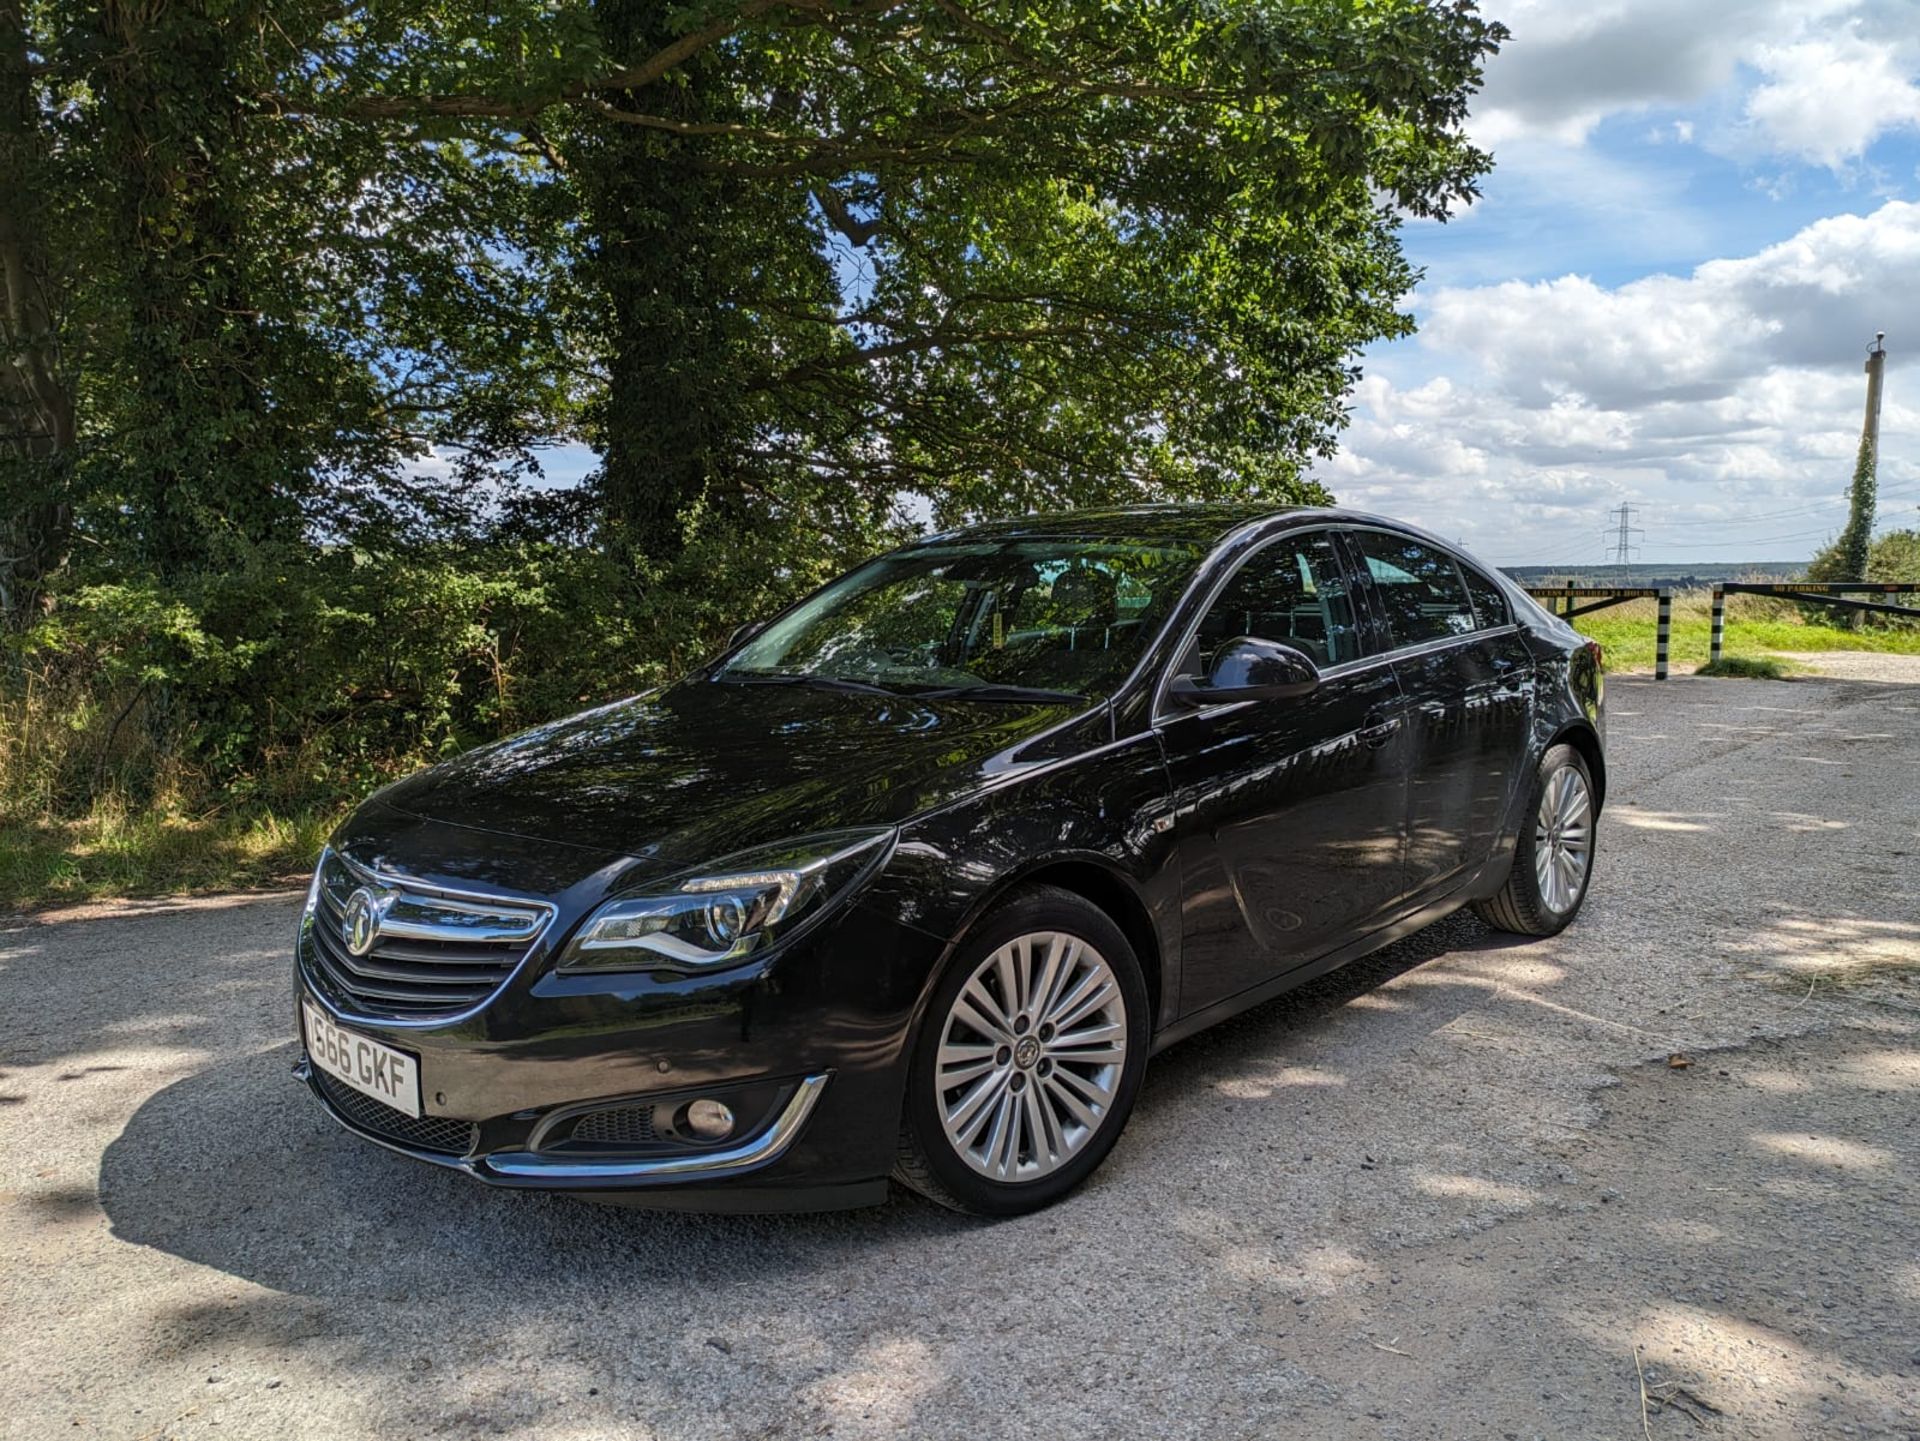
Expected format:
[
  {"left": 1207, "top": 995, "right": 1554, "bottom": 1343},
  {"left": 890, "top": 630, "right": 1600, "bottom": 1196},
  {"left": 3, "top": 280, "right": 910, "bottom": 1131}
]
[
  {"left": 907, "top": 684, "right": 1087, "bottom": 704},
  {"left": 716, "top": 672, "right": 900, "bottom": 696}
]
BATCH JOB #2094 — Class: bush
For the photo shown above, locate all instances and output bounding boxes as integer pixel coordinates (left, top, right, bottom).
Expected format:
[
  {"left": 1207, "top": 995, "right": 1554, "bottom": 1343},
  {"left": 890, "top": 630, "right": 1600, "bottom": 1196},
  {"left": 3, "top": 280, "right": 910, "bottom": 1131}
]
[
  {"left": 1, "top": 532, "right": 848, "bottom": 830},
  {"left": 1800, "top": 528, "right": 1920, "bottom": 629}
]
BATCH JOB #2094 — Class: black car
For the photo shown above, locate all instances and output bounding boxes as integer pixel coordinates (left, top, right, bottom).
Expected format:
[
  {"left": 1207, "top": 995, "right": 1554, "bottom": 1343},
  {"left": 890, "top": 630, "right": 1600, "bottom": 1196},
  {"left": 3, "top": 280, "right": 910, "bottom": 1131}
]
[{"left": 295, "top": 505, "right": 1604, "bottom": 1215}]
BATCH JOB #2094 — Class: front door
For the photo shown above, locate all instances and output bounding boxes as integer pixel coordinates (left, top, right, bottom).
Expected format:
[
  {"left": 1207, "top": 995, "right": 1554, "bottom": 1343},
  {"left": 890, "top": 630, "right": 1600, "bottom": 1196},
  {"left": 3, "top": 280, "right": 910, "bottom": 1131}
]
[{"left": 1160, "top": 530, "right": 1412, "bottom": 1019}]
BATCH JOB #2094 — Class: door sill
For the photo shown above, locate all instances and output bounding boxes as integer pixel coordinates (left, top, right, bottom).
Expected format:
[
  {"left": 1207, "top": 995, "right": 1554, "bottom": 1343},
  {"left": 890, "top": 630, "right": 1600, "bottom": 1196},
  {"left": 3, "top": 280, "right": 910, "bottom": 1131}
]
[{"left": 1149, "top": 877, "right": 1479, "bottom": 1056}]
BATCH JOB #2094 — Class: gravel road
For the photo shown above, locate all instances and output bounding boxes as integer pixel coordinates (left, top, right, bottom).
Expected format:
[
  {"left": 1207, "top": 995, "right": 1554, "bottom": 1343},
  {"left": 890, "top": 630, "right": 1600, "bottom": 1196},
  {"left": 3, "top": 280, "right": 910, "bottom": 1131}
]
[{"left": 4, "top": 667, "right": 1918, "bottom": 1440}]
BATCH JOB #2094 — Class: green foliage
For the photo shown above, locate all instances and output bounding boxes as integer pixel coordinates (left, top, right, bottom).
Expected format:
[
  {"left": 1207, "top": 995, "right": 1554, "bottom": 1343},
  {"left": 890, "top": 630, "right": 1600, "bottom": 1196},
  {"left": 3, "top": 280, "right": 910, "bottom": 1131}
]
[
  {"left": 1802, "top": 527, "right": 1920, "bottom": 628},
  {"left": 1801, "top": 429, "right": 1879, "bottom": 621},
  {"left": 0, "top": 805, "right": 340, "bottom": 913},
  {"left": 1862, "top": 528, "right": 1920, "bottom": 584},
  {"left": 1837, "top": 429, "right": 1879, "bottom": 583}
]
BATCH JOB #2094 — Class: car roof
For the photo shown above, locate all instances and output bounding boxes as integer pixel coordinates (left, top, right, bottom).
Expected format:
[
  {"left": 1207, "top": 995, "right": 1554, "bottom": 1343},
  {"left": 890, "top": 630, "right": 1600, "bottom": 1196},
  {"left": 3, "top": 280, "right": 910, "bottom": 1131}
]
[
  {"left": 920, "top": 503, "right": 1315, "bottom": 548},
  {"left": 916, "top": 503, "right": 1428, "bottom": 550}
]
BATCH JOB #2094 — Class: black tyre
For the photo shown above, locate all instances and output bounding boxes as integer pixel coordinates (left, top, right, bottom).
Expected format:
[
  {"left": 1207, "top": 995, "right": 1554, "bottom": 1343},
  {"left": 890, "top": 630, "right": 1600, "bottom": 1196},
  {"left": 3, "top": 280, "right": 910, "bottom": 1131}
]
[
  {"left": 1472, "top": 742, "right": 1596, "bottom": 937},
  {"left": 894, "top": 885, "right": 1149, "bottom": 1216}
]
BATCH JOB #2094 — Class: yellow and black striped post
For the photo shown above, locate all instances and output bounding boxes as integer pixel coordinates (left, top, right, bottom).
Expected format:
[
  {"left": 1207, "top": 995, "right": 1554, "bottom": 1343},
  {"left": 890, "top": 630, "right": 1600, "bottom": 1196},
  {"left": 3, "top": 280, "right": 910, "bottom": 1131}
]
[
  {"left": 1710, "top": 585, "right": 1726, "bottom": 664},
  {"left": 1656, "top": 590, "right": 1671, "bottom": 680}
]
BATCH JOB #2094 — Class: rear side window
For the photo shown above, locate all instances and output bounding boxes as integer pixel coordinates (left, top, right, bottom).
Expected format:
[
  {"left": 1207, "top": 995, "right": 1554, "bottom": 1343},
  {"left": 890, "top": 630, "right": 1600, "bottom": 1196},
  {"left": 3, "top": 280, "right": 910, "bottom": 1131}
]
[
  {"left": 1459, "top": 562, "right": 1511, "bottom": 630},
  {"left": 1353, "top": 532, "right": 1475, "bottom": 648},
  {"left": 1192, "top": 532, "right": 1364, "bottom": 670}
]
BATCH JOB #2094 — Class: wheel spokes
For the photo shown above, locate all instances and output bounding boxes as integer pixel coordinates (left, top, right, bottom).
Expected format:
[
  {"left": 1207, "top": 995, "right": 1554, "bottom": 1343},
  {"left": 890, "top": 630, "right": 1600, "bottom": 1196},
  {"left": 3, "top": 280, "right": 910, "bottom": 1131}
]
[
  {"left": 937, "top": 1040, "right": 998, "bottom": 1088},
  {"left": 1532, "top": 764, "right": 1593, "bottom": 915},
  {"left": 936, "top": 929, "right": 1128, "bottom": 1183},
  {"left": 945, "top": 1069, "right": 1009, "bottom": 1142},
  {"left": 957, "top": 977, "right": 1014, "bottom": 1042}
]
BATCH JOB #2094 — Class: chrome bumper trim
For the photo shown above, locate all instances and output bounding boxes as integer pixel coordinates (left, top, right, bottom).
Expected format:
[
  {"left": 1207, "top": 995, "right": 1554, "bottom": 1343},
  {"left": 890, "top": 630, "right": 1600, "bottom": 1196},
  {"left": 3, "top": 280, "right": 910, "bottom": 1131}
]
[
  {"left": 482, "top": 1073, "right": 831, "bottom": 1182},
  {"left": 297, "top": 1055, "right": 832, "bottom": 1187}
]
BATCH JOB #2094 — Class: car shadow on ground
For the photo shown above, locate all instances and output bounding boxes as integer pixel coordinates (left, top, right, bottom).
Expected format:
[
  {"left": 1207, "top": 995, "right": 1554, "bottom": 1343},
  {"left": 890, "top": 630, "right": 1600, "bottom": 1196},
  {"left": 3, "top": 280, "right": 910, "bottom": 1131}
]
[{"left": 97, "top": 909, "right": 1515, "bottom": 1295}]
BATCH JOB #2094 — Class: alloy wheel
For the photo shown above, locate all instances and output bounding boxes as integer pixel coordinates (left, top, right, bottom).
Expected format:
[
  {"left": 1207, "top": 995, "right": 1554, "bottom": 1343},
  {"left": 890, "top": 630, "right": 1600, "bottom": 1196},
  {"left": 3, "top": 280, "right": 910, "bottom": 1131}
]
[
  {"left": 1533, "top": 763, "right": 1593, "bottom": 913},
  {"left": 934, "top": 930, "right": 1128, "bottom": 1183}
]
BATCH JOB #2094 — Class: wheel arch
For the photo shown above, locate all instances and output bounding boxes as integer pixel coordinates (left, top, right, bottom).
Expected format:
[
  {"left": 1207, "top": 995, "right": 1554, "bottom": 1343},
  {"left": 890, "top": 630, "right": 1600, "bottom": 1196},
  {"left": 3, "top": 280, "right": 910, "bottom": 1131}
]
[
  {"left": 1548, "top": 720, "right": 1606, "bottom": 810},
  {"left": 920, "top": 855, "right": 1167, "bottom": 1035}
]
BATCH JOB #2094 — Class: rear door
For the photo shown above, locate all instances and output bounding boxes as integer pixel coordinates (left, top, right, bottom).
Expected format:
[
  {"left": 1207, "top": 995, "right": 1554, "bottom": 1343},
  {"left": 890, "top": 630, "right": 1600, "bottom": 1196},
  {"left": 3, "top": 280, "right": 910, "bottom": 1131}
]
[
  {"left": 1347, "top": 529, "right": 1534, "bottom": 897},
  {"left": 1158, "top": 529, "right": 1412, "bottom": 1017}
]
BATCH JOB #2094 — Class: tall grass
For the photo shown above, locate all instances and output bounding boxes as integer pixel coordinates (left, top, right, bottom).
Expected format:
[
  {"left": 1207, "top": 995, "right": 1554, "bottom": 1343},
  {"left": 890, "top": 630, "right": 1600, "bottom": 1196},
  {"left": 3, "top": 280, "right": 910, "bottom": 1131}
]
[{"left": 0, "top": 664, "right": 342, "bottom": 911}]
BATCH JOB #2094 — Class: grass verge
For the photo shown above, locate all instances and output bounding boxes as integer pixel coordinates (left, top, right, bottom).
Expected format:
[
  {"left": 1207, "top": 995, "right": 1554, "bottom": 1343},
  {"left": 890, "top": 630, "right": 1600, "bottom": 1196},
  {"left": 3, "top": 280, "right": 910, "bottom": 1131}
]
[{"left": 0, "top": 805, "right": 339, "bottom": 914}]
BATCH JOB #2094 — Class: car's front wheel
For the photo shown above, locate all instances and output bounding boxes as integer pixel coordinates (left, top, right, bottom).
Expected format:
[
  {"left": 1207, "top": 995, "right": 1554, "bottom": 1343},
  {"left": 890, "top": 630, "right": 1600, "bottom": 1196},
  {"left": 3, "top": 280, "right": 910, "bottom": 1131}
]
[
  {"left": 1473, "top": 742, "right": 1596, "bottom": 937},
  {"left": 895, "top": 886, "right": 1149, "bottom": 1215}
]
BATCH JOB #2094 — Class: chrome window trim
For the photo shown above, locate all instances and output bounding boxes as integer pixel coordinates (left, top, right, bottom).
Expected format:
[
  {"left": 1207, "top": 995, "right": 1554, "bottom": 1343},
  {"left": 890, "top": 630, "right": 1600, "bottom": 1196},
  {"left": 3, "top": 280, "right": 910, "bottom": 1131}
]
[
  {"left": 299, "top": 847, "right": 559, "bottom": 1031},
  {"left": 1150, "top": 521, "right": 1524, "bottom": 725},
  {"left": 1155, "top": 625, "right": 1523, "bottom": 723}
]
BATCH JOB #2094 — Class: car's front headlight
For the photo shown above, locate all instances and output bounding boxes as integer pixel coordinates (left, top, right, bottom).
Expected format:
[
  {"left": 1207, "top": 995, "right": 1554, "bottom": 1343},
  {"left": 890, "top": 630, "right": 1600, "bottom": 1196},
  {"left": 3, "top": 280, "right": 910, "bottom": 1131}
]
[{"left": 555, "top": 828, "right": 895, "bottom": 973}]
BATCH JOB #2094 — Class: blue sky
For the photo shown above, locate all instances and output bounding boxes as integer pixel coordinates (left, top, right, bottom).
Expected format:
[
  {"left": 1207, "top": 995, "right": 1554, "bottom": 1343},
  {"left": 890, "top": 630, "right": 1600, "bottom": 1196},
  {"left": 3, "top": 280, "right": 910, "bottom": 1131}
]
[{"left": 1319, "top": 0, "right": 1920, "bottom": 565}]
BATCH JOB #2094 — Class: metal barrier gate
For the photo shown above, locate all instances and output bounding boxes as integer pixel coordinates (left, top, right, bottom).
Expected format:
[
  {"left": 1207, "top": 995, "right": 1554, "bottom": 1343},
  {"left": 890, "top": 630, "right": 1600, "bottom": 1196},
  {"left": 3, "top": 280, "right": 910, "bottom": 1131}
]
[
  {"left": 1526, "top": 586, "right": 1672, "bottom": 680},
  {"left": 1709, "top": 582, "right": 1920, "bottom": 663}
]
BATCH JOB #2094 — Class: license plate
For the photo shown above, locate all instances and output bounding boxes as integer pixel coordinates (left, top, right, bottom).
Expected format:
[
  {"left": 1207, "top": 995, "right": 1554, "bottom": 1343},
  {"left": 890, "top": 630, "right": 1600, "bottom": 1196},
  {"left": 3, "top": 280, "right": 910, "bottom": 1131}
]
[{"left": 303, "top": 1001, "right": 422, "bottom": 1118}]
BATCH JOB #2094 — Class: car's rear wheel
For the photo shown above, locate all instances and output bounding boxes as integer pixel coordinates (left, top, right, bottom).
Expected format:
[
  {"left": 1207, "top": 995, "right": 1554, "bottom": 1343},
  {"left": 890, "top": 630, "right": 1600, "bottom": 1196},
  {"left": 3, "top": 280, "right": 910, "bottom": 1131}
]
[
  {"left": 895, "top": 886, "right": 1148, "bottom": 1215},
  {"left": 1473, "top": 742, "right": 1596, "bottom": 936}
]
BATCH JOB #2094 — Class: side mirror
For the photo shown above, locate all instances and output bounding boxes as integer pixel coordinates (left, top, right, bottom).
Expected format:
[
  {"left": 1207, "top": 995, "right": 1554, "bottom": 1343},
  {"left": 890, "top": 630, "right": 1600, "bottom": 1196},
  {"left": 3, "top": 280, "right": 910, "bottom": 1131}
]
[
  {"left": 727, "top": 619, "right": 765, "bottom": 650},
  {"left": 1169, "top": 637, "right": 1320, "bottom": 707}
]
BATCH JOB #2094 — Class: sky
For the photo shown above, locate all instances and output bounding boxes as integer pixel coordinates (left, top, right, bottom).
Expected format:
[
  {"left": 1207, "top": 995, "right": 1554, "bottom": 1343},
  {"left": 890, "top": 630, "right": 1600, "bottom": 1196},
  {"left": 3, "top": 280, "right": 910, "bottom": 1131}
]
[{"left": 1319, "top": 0, "right": 1920, "bottom": 565}]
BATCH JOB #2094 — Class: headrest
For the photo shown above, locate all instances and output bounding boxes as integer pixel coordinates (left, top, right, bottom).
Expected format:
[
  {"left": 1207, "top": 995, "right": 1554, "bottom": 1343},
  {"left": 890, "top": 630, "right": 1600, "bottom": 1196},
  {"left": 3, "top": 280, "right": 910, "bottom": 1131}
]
[{"left": 1049, "top": 565, "right": 1117, "bottom": 624}]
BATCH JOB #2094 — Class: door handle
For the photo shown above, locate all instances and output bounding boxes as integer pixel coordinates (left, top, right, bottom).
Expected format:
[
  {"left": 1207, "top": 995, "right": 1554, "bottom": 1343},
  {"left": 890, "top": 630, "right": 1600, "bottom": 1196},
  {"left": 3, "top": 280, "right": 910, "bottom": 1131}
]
[{"left": 1358, "top": 714, "right": 1401, "bottom": 748}]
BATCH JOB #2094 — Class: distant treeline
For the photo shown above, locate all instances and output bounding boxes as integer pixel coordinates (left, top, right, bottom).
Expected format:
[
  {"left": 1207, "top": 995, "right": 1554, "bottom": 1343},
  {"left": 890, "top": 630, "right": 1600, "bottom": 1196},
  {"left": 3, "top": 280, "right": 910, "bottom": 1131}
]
[{"left": 1504, "top": 563, "right": 1811, "bottom": 589}]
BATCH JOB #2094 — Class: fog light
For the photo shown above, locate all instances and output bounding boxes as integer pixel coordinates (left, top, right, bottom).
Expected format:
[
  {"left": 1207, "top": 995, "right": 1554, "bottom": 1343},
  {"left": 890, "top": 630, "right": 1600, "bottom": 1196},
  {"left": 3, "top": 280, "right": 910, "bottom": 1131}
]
[{"left": 684, "top": 1098, "right": 735, "bottom": 1141}]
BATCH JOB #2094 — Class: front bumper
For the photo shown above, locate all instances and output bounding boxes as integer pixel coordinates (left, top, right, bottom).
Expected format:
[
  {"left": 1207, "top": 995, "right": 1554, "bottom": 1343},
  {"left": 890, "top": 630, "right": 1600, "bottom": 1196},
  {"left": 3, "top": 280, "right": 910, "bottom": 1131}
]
[
  {"left": 294, "top": 1054, "right": 883, "bottom": 1210},
  {"left": 291, "top": 822, "right": 949, "bottom": 1211}
]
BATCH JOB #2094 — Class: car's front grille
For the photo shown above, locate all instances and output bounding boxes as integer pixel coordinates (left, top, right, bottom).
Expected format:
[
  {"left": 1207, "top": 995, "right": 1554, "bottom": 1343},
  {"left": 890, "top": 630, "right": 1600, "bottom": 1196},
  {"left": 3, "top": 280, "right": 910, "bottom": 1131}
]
[
  {"left": 313, "top": 1070, "right": 477, "bottom": 1155},
  {"left": 302, "top": 849, "right": 554, "bottom": 1021}
]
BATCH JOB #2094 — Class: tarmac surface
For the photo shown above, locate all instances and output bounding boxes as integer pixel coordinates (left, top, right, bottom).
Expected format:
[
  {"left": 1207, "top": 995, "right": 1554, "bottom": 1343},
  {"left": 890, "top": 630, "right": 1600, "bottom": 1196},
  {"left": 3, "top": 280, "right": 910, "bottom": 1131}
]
[{"left": 3, "top": 664, "right": 1918, "bottom": 1439}]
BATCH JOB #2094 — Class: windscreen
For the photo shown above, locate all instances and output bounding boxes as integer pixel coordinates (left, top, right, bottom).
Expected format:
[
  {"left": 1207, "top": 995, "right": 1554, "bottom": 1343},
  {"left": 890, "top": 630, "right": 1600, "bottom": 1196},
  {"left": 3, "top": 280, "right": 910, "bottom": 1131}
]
[{"left": 718, "top": 538, "right": 1208, "bottom": 701}]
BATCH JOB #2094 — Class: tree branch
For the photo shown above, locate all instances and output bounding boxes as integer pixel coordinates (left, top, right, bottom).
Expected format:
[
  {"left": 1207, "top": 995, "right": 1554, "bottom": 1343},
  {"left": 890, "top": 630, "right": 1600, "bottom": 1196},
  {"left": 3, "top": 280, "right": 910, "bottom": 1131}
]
[
  {"left": 761, "top": 324, "right": 1095, "bottom": 390},
  {"left": 811, "top": 185, "right": 883, "bottom": 246},
  {"left": 601, "top": 0, "right": 788, "bottom": 92}
]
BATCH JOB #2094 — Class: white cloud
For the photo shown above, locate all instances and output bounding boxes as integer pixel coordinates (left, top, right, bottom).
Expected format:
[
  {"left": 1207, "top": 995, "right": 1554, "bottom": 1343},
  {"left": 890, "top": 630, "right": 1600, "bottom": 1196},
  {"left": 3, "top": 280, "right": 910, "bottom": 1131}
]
[
  {"left": 1745, "top": 31, "right": 1920, "bottom": 167},
  {"left": 1322, "top": 202, "right": 1920, "bottom": 563},
  {"left": 1471, "top": 0, "right": 1919, "bottom": 169}
]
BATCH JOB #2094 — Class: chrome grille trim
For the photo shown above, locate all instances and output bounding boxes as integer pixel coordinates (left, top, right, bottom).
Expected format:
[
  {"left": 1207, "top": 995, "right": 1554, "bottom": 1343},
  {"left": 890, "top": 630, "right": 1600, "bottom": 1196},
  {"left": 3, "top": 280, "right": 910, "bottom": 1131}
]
[{"left": 300, "top": 848, "right": 556, "bottom": 1025}]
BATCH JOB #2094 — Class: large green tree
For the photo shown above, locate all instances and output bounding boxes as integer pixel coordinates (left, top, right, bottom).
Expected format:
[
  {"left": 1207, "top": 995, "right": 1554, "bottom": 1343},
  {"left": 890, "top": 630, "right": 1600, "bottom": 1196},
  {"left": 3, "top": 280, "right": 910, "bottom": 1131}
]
[{"left": 286, "top": 1, "right": 1505, "bottom": 559}]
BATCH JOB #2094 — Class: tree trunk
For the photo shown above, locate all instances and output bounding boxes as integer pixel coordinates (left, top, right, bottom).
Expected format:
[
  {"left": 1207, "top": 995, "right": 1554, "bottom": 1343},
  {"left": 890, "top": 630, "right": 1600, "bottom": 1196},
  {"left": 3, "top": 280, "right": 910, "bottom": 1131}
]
[
  {"left": 574, "top": 0, "right": 765, "bottom": 570},
  {"left": 0, "top": 0, "right": 76, "bottom": 628},
  {"left": 95, "top": 0, "right": 302, "bottom": 579}
]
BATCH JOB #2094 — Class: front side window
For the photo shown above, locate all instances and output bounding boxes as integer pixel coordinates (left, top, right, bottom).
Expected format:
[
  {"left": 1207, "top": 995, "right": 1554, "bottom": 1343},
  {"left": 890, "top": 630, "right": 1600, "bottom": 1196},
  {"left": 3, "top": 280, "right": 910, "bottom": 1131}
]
[
  {"left": 719, "top": 537, "right": 1206, "bottom": 701},
  {"left": 1353, "top": 531, "right": 1475, "bottom": 648},
  {"left": 1188, "top": 532, "right": 1362, "bottom": 672}
]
